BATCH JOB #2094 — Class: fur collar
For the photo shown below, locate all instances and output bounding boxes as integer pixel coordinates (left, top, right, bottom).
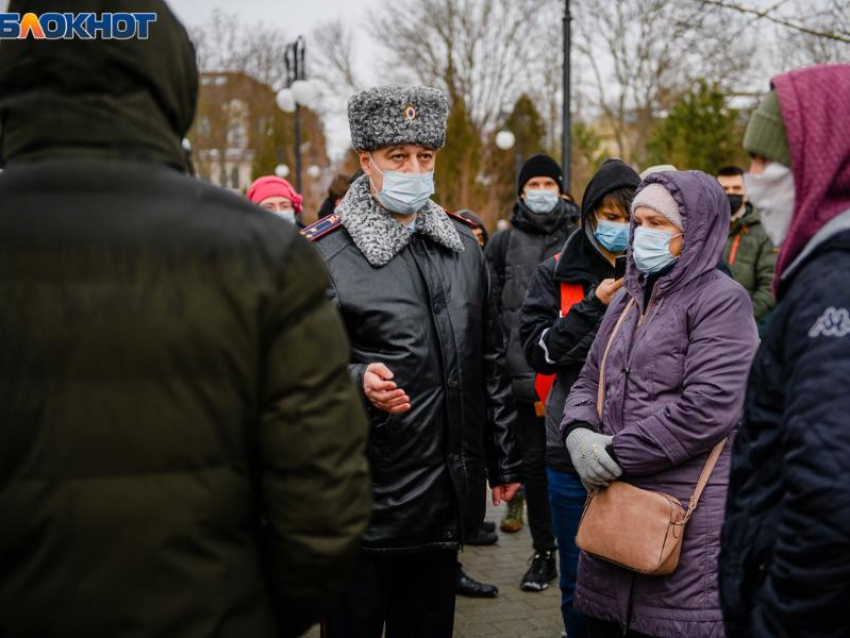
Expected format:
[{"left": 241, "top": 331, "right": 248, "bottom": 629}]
[{"left": 336, "top": 176, "right": 464, "bottom": 267}]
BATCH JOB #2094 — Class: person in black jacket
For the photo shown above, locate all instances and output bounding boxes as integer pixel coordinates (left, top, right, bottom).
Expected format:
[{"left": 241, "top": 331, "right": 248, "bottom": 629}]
[
  {"left": 486, "top": 153, "right": 579, "bottom": 591},
  {"left": 519, "top": 159, "right": 640, "bottom": 638},
  {"left": 720, "top": 66, "right": 850, "bottom": 638},
  {"left": 305, "top": 85, "right": 524, "bottom": 638}
]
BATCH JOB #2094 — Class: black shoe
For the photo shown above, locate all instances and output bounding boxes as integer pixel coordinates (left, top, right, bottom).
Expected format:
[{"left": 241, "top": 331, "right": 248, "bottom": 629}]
[
  {"left": 481, "top": 520, "right": 496, "bottom": 533},
  {"left": 457, "top": 567, "right": 499, "bottom": 598},
  {"left": 520, "top": 549, "right": 557, "bottom": 592},
  {"left": 466, "top": 527, "right": 498, "bottom": 546}
]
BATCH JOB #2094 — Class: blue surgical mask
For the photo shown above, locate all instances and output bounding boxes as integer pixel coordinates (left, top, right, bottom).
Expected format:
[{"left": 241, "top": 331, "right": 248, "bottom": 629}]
[
  {"left": 594, "top": 218, "right": 630, "bottom": 253},
  {"left": 633, "top": 226, "right": 682, "bottom": 273},
  {"left": 369, "top": 155, "right": 435, "bottom": 215},
  {"left": 524, "top": 189, "right": 560, "bottom": 215}
]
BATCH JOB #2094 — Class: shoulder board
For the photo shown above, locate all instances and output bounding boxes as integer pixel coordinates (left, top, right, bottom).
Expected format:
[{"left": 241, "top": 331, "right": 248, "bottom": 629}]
[
  {"left": 443, "top": 209, "right": 478, "bottom": 228},
  {"left": 301, "top": 214, "right": 342, "bottom": 242}
]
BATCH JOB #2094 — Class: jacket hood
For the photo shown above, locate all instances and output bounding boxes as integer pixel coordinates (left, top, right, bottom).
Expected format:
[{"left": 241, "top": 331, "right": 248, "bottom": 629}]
[
  {"left": 580, "top": 159, "right": 641, "bottom": 257},
  {"left": 581, "top": 159, "right": 641, "bottom": 220},
  {"left": 773, "top": 64, "right": 850, "bottom": 280},
  {"left": 0, "top": 0, "right": 198, "bottom": 171},
  {"left": 626, "top": 170, "right": 729, "bottom": 309}
]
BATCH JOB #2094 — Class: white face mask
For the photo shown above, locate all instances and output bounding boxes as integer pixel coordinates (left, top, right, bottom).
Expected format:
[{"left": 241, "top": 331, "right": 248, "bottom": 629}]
[
  {"left": 744, "top": 162, "right": 795, "bottom": 246},
  {"left": 275, "top": 211, "right": 297, "bottom": 224}
]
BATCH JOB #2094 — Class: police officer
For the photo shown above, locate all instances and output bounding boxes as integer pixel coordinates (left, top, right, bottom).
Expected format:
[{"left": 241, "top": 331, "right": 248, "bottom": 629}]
[{"left": 305, "top": 86, "right": 523, "bottom": 638}]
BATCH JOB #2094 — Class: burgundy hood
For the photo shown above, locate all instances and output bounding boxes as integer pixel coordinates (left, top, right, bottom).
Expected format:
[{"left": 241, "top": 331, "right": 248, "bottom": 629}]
[{"left": 773, "top": 64, "right": 850, "bottom": 280}]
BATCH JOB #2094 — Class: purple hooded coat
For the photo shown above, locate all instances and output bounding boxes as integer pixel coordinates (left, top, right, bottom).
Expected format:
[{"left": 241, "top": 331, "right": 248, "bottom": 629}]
[{"left": 561, "top": 170, "right": 759, "bottom": 637}]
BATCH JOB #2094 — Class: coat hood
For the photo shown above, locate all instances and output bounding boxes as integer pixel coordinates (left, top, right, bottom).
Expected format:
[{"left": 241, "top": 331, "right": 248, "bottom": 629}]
[
  {"left": 0, "top": 0, "right": 198, "bottom": 171},
  {"left": 555, "top": 159, "right": 640, "bottom": 284},
  {"left": 626, "top": 170, "right": 729, "bottom": 309},
  {"left": 773, "top": 64, "right": 850, "bottom": 281},
  {"left": 580, "top": 159, "right": 641, "bottom": 257}
]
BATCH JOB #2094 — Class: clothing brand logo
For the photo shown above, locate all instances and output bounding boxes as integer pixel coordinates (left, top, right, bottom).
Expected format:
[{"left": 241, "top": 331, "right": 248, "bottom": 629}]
[
  {"left": 0, "top": 12, "right": 157, "bottom": 40},
  {"left": 808, "top": 307, "right": 850, "bottom": 338}
]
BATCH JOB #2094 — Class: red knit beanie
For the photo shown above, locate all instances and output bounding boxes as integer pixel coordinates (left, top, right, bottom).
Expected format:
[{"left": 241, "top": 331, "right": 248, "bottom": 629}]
[{"left": 246, "top": 176, "right": 303, "bottom": 213}]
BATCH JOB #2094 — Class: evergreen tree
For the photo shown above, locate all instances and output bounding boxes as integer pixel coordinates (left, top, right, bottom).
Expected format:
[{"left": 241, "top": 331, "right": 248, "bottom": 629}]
[{"left": 646, "top": 81, "right": 746, "bottom": 173}]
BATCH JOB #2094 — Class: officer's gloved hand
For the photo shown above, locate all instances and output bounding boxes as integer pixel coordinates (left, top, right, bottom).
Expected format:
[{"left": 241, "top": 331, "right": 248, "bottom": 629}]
[{"left": 565, "top": 428, "right": 623, "bottom": 492}]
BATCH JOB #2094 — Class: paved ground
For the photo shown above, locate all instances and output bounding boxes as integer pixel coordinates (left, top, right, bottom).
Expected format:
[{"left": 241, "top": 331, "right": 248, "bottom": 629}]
[
  {"left": 306, "top": 496, "right": 564, "bottom": 637},
  {"left": 454, "top": 496, "right": 563, "bottom": 638}
]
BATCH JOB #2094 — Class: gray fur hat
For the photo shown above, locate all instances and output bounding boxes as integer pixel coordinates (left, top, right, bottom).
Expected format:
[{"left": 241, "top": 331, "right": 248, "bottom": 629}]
[{"left": 348, "top": 86, "right": 449, "bottom": 151}]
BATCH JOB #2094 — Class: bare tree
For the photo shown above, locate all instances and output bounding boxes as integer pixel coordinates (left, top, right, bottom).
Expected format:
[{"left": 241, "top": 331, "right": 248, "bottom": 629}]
[
  {"left": 771, "top": 0, "right": 850, "bottom": 68},
  {"left": 570, "top": 0, "right": 758, "bottom": 164},
  {"left": 698, "top": 0, "right": 850, "bottom": 44},
  {"left": 369, "top": 0, "right": 552, "bottom": 133},
  {"left": 190, "top": 9, "right": 293, "bottom": 90},
  {"left": 308, "top": 19, "right": 365, "bottom": 145},
  {"left": 190, "top": 9, "right": 244, "bottom": 77},
  {"left": 311, "top": 20, "right": 362, "bottom": 93}
]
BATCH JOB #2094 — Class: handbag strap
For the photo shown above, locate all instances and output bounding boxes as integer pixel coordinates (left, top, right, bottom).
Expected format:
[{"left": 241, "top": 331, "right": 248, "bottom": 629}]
[
  {"left": 595, "top": 296, "right": 728, "bottom": 520},
  {"left": 683, "top": 438, "right": 727, "bottom": 521},
  {"left": 596, "top": 298, "right": 635, "bottom": 419}
]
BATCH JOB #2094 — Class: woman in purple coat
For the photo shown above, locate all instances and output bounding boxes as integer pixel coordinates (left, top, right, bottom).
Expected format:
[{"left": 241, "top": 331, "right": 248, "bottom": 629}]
[{"left": 560, "top": 170, "right": 759, "bottom": 638}]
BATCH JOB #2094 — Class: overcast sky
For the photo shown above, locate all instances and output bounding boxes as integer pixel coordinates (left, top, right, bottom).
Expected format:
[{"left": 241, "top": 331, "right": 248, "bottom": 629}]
[
  {"left": 169, "top": 0, "right": 373, "bottom": 37},
  {"left": 169, "top": 0, "right": 376, "bottom": 158}
]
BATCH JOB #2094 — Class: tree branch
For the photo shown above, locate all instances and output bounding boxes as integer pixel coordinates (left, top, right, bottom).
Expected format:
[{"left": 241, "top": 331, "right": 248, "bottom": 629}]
[{"left": 698, "top": 0, "right": 850, "bottom": 43}]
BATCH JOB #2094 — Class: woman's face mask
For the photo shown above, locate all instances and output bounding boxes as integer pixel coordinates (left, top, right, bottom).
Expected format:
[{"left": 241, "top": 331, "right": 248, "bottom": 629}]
[
  {"left": 633, "top": 226, "right": 683, "bottom": 274},
  {"left": 743, "top": 162, "right": 795, "bottom": 246},
  {"left": 275, "top": 211, "right": 297, "bottom": 225},
  {"left": 369, "top": 155, "right": 435, "bottom": 215}
]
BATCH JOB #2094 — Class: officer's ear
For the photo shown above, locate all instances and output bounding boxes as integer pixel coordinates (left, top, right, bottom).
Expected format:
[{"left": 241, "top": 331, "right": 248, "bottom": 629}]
[{"left": 358, "top": 150, "right": 372, "bottom": 178}]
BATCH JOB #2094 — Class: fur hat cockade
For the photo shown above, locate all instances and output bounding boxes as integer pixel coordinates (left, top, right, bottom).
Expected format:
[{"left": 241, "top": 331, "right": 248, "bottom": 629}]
[{"left": 348, "top": 86, "right": 449, "bottom": 151}]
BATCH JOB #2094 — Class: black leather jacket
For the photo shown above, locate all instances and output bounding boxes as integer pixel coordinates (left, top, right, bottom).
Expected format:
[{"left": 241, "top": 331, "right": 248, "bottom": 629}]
[{"left": 311, "top": 207, "right": 523, "bottom": 555}]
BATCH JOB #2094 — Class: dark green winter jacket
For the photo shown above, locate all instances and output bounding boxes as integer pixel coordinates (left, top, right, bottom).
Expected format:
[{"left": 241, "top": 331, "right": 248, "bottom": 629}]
[
  {"left": 0, "top": 2, "right": 371, "bottom": 637},
  {"left": 723, "top": 205, "right": 777, "bottom": 322}
]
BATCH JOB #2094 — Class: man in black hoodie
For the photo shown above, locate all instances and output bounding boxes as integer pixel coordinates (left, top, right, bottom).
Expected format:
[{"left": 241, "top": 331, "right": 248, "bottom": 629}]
[
  {"left": 486, "top": 153, "right": 579, "bottom": 591},
  {"left": 519, "top": 159, "right": 640, "bottom": 637}
]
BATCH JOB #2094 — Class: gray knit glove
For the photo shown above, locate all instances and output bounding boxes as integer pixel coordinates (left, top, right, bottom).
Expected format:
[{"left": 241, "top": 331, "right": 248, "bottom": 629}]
[{"left": 565, "top": 428, "right": 623, "bottom": 491}]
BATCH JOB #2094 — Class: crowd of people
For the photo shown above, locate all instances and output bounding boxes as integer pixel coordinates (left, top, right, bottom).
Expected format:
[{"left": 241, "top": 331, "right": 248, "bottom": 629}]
[{"left": 1, "top": 1, "right": 849, "bottom": 638}]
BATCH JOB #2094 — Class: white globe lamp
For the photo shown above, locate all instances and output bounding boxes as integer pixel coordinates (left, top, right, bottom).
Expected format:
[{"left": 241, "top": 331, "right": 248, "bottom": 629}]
[
  {"left": 291, "top": 80, "right": 317, "bottom": 108},
  {"left": 495, "top": 130, "right": 516, "bottom": 150},
  {"left": 276, "top": 89, "right": 296, "bottom": 113}
]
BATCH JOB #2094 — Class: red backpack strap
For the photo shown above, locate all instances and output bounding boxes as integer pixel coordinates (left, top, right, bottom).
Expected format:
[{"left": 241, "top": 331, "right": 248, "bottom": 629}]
[
  {"left": 535, "top": 255, "right": 586, "bottom": 406},
  {"left": 551, "top": 253, "right": 585, "bottom": 316},
  {"left": 559, "top": 283, "right": 584, "bottom": 317}
]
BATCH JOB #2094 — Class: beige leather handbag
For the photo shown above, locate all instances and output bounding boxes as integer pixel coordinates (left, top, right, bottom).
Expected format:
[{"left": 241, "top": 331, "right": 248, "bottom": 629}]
[{"left": 574, "top": 299, "right": 726, "bottom": 576}]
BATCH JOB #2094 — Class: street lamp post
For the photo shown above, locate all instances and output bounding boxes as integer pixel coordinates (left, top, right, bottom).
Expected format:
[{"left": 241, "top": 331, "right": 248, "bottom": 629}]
[
  {"left": 562, "top": 0, "right": 572, "bottom": 191},
  {"left": 281, "top": 36, "right": 309, "bottom": 193}
]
